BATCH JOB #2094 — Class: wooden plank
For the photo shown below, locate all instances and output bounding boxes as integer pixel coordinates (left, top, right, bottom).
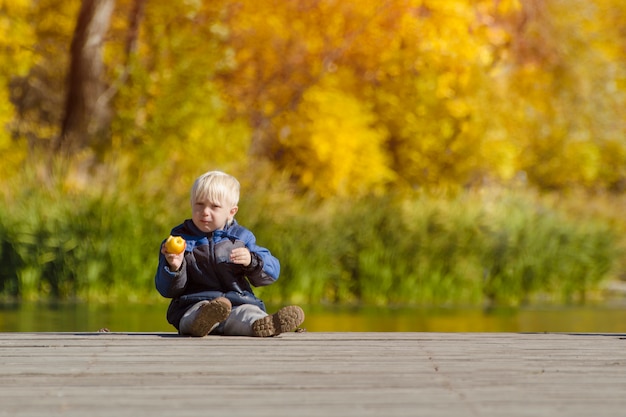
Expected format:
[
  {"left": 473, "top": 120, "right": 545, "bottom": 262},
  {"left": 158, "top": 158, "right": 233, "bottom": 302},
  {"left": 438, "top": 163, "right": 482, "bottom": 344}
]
[{"left": 0, "top": 332, "right": 624, "bottom": 417}]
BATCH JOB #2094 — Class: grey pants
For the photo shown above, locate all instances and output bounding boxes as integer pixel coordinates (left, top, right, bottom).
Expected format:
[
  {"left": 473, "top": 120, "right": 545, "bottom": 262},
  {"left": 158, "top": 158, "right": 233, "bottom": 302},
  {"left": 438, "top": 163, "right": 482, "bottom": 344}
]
[{"left": 179, "top": 301, "right": 268, "bottom": 336}]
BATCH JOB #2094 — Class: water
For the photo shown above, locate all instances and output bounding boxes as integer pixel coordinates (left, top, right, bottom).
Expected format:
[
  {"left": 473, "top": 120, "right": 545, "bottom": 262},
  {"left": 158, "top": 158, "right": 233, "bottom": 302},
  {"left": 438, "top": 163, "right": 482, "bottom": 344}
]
[{"left": 1, "top": 302, "right": 625, "bottom": 333}]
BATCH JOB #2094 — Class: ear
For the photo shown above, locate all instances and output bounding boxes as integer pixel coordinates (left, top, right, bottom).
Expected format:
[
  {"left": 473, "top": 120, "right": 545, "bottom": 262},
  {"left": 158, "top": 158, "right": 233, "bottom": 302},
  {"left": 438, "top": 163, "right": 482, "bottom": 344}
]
[{"left": 229, "top": 206, "right": 239, "bottom": 218}]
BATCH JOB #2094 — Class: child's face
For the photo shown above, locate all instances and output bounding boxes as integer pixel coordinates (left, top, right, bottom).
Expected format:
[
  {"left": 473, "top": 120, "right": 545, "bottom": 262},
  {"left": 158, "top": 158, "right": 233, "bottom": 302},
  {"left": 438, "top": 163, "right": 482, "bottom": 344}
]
[{"left": 191, "top": 197, "right": 238, "bottom": 233}]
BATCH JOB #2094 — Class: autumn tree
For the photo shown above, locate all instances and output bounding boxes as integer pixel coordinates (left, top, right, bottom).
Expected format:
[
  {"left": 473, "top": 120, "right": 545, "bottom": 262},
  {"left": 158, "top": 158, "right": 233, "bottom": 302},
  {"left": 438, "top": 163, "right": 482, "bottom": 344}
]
[
  {"left": 0, "top": 0, "right": 36, "bottom": 177},
  {"left": 105, "top": 0, "right": 252, "bottom": 191},
  {"left": 57, "top": 0, "right": 116, "bottom": 153},
  {"left": 217, "top": 0, "right": 512, "bottom": 194},
  {"left": 4, "top": 0, "right": 78, "bottom": 158},
  {"left": 2, "top": 0, "right": 626, "bottom": 195},
  {"left": 5, "top": 0, "right": 144, "bottom": 157},
  {"left": 483, "top": 0, "right": 626, "bottom": 190}
]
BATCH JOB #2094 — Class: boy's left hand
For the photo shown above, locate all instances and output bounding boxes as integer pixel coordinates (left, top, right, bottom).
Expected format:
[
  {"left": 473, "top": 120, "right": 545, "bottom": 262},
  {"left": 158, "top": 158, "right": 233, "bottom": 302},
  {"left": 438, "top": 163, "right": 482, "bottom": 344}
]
[{"left": 230, "top": 247, "right": 251, "bottom": 267}]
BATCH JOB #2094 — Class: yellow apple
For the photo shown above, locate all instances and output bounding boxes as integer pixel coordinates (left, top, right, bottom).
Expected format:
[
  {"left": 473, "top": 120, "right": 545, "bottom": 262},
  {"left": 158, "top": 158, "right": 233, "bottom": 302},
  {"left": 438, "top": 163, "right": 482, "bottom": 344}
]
[{"left": 164, "top": 235, "right": 186, "bottom": 254}]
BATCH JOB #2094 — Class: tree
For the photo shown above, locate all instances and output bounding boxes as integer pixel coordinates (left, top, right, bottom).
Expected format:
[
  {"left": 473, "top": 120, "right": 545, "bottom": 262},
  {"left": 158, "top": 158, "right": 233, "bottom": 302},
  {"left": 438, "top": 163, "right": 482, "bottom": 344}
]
[
  {"left": 218, "top": 0, "right": 506, "bottom": 193},
  {"left": 485, "top": 0, "right": 626, "bottom": 190},
  {"left": 0, "top": 0, "right": 36, "bottom": 177},
  {"left": 58, "top": 0, "right": 116, "bottom": 153}
]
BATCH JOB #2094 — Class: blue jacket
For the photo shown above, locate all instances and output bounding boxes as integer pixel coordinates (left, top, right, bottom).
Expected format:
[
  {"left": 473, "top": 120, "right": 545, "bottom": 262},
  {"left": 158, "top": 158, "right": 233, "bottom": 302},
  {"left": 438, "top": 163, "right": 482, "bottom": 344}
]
[{"left": 155, "top": 219, "right": 280, "bottom": 329}]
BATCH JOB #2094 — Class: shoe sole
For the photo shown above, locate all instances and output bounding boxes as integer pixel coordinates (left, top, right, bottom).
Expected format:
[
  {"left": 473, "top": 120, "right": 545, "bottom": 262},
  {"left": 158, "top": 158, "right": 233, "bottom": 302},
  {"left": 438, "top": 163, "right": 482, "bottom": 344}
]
[
  {"left": 252, "top": 306, "right": 305, "bottom": 337},
  {"left": 187, "top": 298, "right": 232, "bottom": 337}
]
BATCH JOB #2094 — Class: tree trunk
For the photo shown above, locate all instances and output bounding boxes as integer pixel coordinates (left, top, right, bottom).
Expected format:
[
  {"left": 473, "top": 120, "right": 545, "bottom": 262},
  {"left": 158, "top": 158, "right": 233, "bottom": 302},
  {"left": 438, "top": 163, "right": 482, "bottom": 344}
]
[{"left": 58, "top": 0, "right": 115, "bottom": 153}]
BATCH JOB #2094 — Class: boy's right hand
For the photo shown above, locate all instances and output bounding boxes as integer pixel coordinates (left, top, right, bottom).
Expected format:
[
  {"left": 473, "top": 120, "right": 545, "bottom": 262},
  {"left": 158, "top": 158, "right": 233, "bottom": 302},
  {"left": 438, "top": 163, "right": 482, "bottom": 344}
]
[{"left": 161, "top": 242, "right": 185, "bottom": 272}]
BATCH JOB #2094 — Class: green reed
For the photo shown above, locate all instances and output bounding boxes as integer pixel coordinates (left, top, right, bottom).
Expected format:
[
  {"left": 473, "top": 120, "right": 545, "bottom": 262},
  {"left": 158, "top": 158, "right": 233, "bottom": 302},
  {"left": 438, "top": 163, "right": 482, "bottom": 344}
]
[
  {"left": 0, "top": 166, "right": 178, "bottom": 302},
  {"left": 250, "top": 189, "right": 618, "bottom": 307},
  {"left": 0, "top": 167, "right": 620, "bottom": 306}
]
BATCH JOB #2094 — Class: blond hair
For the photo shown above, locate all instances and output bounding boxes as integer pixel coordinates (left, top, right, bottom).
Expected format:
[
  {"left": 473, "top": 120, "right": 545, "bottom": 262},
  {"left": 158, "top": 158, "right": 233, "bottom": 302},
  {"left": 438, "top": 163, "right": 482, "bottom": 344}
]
[{"left": 190, "top": 171, "right": 240, "bottom": 208}]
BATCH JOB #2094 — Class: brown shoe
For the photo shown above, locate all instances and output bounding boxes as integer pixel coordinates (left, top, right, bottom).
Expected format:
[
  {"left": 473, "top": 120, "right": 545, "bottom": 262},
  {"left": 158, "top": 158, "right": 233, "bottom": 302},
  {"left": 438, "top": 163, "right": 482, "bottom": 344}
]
[
  {"left": 252, "top": 305, "right": 305, "bottom": 337},
  {"left": 185, "top": 297, "right": 232, "bottom": 337}
]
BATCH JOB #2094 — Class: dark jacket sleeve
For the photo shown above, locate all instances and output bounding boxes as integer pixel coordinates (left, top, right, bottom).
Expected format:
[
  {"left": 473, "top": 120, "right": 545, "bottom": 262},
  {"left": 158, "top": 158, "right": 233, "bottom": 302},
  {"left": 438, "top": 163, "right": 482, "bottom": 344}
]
[
  {"left": 232, "top": 225, "right": 280, "bottom": 287},
  {"left": 155, "top": 254, "right": 188, "bottom": 298}
]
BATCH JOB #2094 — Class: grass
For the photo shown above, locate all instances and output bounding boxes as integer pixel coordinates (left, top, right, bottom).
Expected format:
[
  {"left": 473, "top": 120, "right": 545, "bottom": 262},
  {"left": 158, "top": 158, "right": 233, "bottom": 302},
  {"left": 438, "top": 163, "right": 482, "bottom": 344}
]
[
  {"left": 246, "top": 185, "right": 619, "bottom": 307},
  {"left": 0, "top": 161, "right": 622, "bottom": 307}
]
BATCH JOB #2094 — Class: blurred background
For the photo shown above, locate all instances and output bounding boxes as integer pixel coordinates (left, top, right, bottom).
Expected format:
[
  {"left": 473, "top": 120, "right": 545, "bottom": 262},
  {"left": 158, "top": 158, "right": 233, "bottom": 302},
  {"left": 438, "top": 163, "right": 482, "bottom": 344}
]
[{"left": 1, "top": 0, "right": 625, "bottom": 332}]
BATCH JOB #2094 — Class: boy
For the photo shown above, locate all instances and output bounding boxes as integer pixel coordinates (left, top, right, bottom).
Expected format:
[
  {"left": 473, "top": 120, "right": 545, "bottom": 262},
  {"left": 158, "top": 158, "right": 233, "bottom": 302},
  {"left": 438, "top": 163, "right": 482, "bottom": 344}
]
[{"left": 155, "top": 170, "right": 304, "bottom": 337}]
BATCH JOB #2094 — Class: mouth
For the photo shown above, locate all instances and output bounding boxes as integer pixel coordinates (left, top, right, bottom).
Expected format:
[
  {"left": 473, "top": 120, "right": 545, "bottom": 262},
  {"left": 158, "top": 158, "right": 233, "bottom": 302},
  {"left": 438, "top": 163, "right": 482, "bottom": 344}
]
[{"left": 194, "top": 218, "right": 214, "bottom": 232}]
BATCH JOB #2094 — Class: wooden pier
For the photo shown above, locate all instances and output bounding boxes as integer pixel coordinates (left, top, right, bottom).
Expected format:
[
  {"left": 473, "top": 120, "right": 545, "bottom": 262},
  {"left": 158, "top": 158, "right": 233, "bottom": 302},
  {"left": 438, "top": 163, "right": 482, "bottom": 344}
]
[{"left": 0, "top": 332, "right": 625, "bottom": 416}]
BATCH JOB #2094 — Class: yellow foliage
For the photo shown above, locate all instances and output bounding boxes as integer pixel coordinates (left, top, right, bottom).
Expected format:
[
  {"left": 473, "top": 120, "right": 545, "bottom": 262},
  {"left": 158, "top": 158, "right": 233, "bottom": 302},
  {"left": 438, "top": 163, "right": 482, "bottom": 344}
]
[
  {"left": 482, "top": 0, "right": 626, "bottom": 190},
  {"left": 277, "top": 73, "right": 395, "bottom": 198},
  {"left": 106, "top": 0, "right": 252, "bottom": 184},
  {"left": 0, "top": 0, "right": 37, "bottom": 73},
  {"left": 565, "top": 141, "right": 601, "bottom": 186},
  {"left": 598, "top": 140, "right": 626, "bottom": 190},
  {"left": 2, "top": 0, "right": 626, "bottom": 196},
  {"left": 0, "top": 0, "right": 37, "bottom": 178}
]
